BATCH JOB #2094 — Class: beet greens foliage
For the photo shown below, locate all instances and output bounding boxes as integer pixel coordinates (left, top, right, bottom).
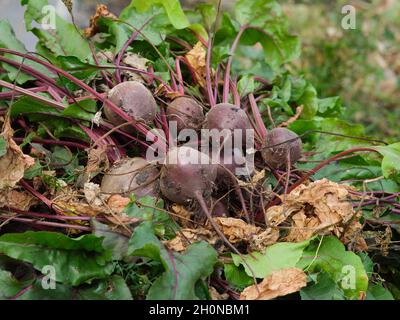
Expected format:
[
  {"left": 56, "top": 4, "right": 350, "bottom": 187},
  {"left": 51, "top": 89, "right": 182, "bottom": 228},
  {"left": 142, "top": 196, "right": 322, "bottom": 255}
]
[{"left": 0, "top": 0, "right": 399, "bottom": 300}]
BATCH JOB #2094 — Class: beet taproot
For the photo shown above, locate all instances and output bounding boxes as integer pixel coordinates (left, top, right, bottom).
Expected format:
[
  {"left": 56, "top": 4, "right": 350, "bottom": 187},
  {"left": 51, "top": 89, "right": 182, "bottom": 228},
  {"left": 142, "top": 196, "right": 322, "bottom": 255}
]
[
  {"left": 160, "top": 147, "right": 257, "bottom": 281},
  {"left": 261, "top": 127, "right": 302, "bottom": 169},
  {"left": 166, "top": 96, "right": 205, "bottom": 131},
  {"left": 203, "top": 103, "right": 251, "bottom": 145},
  {"left": 103, "top": 81, "right": 157, "bottom": 126},
  {"left": 101, "top": 157, "right": 159, "bottom": 198},
  {"left": 159, "top": 146, "right": 217, "bottom": 204}
]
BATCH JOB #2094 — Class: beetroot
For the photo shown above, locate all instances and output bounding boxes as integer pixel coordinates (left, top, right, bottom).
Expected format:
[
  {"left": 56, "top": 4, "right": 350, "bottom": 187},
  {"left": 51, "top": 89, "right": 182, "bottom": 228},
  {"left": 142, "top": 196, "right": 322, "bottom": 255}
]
[
  {"left": 203, "top": 103, "right": 251, "bottom": 136},
  {"left": 160, "top": 146, "right": 217, "bottom": 204},
  {"left": 101, "top": 157, "right": 159, "bottom": 198},
  {"left": 203, "top": 103, "right": 251, "bottom": 150},
  {"left": 103, "top": 81, "right": 157, "bottom": 126},
  {"left": 216, "top": 148, "right": 247, "bottom": 181},
  {"left": 166, "top": 96, "right": 205, "bottom": 131},
  {"left": 261, "top": 127, "right": 302, "bottom": 169},
  {"left": 159, "top": 146, "right": 255, "bottom": 277}
]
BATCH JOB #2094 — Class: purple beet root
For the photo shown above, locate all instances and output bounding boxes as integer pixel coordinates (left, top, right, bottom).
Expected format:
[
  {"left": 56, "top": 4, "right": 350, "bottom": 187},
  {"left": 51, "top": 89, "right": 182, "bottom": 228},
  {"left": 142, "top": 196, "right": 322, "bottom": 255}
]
[
  {"left": 103, "top": 81, "right": 157, "bottom": 126},
  {"left": 261, "top": 127, "right": 302, "bottom": 169},
  {"left": 166, "top": 96, "right": 205, "bottom": 131},
  {"left": 159, "top": 146, "right": 217, "bottom": 204},
  {"left": 101, "top": 157, "right": 159, "bottom": 198}
]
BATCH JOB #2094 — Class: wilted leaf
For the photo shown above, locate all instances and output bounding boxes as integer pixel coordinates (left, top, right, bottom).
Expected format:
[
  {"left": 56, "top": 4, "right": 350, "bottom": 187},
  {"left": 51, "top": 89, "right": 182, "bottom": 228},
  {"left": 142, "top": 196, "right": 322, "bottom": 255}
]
[
  {"left": 240, "top": 268, "right": 307, "bottom": 300},
  {"left": 249, "top": 228, "right": 280, "bottom": 251},
  {"left": 54, "top": 200, "right": 103, "bottom": 217},
  {"left": 209, "top": 287, "right": 229, "bottom": 300},
  {"left": 84, "top": 4, "right": 117, "bottom": 37},
  {"left": 185, "top": 42, "right": 207, "bottom": 87},
  {"left": 0, "top": 119, "right": 35, "bottom": 189},
  {"left": 215, "top": 217, "right": 260, "bottom": 243},
  {"left": 164, "top": 228, "right": 217, "bottom": 252},
  {"left": 122, "top": 52, "right": 149, "bottom": 82},
  {"left": 84, "top": 145, "right": 109, "bottom": 181},
  {"left": 170, "top": 204, "right": 193, "bottom": 228},
  {"left": 107, "top": 195, "right": 131, "bottom": 214},
  {"left": 0, "top": 190, "right": 38, "bottom": 211},
  {"left": 266, "top": 179, "right": 365, "bottom": 247},
  {"left": 84, "top": 182, "right": 108, "bottom": 207}
]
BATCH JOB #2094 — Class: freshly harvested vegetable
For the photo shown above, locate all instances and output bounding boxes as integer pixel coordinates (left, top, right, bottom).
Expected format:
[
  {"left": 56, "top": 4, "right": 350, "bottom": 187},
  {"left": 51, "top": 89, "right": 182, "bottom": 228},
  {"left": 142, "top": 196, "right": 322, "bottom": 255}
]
[
  {"left": 261, "top": 128, "right": 302, "bottom": 169},
  {"left": 166, "top": 96, "right": 205, "bottom": 131},
  {"left": 203, "top": 103, "right": 251, "bottom": 145},
  {"left": 160, "top": 146, "right": 255, "bottom": 280},
  {"left": 103, "top": 81, "right": 157, "bottom": 126},
  {"left": 0, "top": 0, "right": 396, "bottom": 301},
  {"left": 216, "top": 148, "right": 247, "bottom": 181},
  {"left": 160, "top": 146, "right": 217, "bottom": 204},
  {"left": 101, "top": 157, "right": 159, "bottom": 198}
]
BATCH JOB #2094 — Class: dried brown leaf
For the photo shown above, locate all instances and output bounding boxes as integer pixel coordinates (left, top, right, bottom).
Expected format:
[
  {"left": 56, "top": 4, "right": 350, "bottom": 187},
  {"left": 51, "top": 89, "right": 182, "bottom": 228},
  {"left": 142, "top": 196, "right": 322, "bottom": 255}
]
[
  {"left": 249, "top": 227, "right": 280, "bottom": 251},
  {"left": 185, "top": 42, "right": 206, "bottom": 87},
  {"left": 0, "top": 190, "right": 38, "bottom": 211},
  {"left": 84, "top": 182, "right": 108, "bottom": 207},
  {"left": 279, "top": 105, "right": 303, "bottom": 127},
  {"left": 86, "top": 145, "right": 109, "bottom": 177},
  {"left": 107, "top": 194, "right": 130, "bottom": 214},
  {"left": 215, "top": 217, "right": 260, "bottom": 243},
  {"left": 122, "top": 53, "right": 149, "bottom": 82},
  {"left": 240, "top": 268, "right": 307, "bottom": 300},
  {"left": 251, "top": 169, "right": 266, "bottom": 185},
  {"left": 84, "top": 4, "right": 117, "bottom": 37},
  {"left": 171, "top": 204, "right": 194, "bottom": 228},
  {"left": 164, "top": 228, "right": 217, "bottom": 252},
  {"left": 266, "top": 179, "right": 358, "bottom": 243},
  {"left": 0, "top": 119, "right": 35, "bottom": 190},
  {"left": 209, "top": 287, "right": 229, "bottom": 300},
  {"left": 54, "top": 200, "right": 103, "bottom": 217}
]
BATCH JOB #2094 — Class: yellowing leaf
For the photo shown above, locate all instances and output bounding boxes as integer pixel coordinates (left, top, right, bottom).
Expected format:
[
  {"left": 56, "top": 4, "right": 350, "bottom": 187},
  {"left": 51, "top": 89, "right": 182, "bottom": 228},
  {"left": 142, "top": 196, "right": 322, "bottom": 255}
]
[{"left": 185, "top": 42, "right": 206, "bottom": 87}]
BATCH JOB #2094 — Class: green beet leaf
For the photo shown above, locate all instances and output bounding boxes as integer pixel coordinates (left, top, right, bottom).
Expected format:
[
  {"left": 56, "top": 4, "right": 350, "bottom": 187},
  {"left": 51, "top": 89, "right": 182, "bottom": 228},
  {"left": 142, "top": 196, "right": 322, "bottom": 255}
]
[
  {"left": 128, "top": 221, "right": 217, "bottom": 300},
  {"left": 296, "top": 236, "right": 368, "bottom": 299},
  {"left": 0, "top": 231, "right": 114, "bottom": 286},
  {"left": 231, "top": 239, "right": 311, "bottom": 278}
]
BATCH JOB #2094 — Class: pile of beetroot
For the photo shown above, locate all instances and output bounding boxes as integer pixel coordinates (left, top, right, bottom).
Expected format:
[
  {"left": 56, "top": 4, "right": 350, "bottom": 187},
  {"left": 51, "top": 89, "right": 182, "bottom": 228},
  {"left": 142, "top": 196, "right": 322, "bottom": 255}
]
[
  {"left": 1, "top": 3, "right": 399, "bottom": 298},
  {"left": 96, "top": 79, "right": 303, "bottom": 261},
  {"left": 0, "top": 34, "right": 307, "bottom": 256}
]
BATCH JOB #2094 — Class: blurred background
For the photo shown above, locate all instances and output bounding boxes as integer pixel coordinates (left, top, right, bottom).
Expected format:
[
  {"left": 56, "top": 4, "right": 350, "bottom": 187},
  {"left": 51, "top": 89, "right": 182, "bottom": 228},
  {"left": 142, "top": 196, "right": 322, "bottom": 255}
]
[{"left": 0, "top": 0, "right": 399, "bottom": 139}]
